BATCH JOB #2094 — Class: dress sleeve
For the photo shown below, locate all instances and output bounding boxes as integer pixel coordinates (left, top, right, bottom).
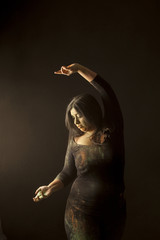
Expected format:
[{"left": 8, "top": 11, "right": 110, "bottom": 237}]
[
  {"left": 91, "top": 75, "right": 125, "bottom": 194},
  {"left": 55, "top": 140, "right": 77, "bottom": 187},
  {"left": 90, "top": 75, "right": 124, "bottom": 132}
]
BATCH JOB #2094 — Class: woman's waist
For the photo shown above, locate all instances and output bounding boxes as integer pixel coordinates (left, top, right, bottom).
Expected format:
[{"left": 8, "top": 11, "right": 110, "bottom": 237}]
[
  {"left": 72, "top": 176, "right": 116, "bottom": 193},
  {"left": 70, "top": 178, "right": 117, "bottom": 203}
]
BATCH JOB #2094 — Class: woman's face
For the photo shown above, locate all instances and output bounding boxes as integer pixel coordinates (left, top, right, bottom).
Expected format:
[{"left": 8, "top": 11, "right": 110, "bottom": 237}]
[{"left": 70, "top": 108, "right": 94, "bottom": 132}]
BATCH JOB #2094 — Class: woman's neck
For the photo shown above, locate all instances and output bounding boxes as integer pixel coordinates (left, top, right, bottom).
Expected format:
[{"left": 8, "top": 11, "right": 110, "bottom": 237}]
[{"left": 83, "top": 129, "right": 96, "bottom": 138}]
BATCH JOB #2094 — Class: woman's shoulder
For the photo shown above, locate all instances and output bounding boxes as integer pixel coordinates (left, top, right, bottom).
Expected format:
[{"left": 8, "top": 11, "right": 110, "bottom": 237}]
[{"left": 93, "top": 127, "right": 111, "bottom": 145}]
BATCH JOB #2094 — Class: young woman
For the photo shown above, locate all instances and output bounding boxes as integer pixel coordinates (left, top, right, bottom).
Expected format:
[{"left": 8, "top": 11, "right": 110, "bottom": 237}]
[{"left": 33, "top": 63, "right": 126, "bottom": 240}]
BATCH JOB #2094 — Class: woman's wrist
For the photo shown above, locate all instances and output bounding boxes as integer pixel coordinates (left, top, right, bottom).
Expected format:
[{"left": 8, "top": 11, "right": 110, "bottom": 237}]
[
  {"left": 73, "top": 63, "right": 87, "bottom": 74},
  {"left": 76, "top": 63, "right": 97, "bottom": 82},
  {"left": 47, "top": 179, "right": 64, "bottom": 192},
  {"left": 76, "top": 63, "right": 85, "bottom": 74},
  {"left": 73, "top": 63, "right": 81, "bottom": 73}
]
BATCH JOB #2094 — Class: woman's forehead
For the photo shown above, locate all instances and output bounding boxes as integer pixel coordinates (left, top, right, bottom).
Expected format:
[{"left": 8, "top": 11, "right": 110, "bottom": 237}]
[{"left": 70, "top": 108, "right": 79, "bottom": 116}]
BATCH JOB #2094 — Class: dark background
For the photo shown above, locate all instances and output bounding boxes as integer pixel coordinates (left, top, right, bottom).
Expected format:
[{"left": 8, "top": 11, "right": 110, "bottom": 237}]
[{"left": 0, "top": 0, "right": 159, "bottom": 239}]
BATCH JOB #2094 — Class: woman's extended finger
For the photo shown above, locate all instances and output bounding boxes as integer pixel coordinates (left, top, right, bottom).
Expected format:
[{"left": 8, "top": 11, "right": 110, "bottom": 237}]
[
  {"left": 54, "top": 70, "right": 62, "bottom": 74},
  {"left": 33, "top": 196, "right": 40, "bottom": 202}
]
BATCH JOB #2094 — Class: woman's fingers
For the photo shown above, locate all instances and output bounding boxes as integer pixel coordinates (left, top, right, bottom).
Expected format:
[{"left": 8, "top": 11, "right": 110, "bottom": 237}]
[
  {"left": 33, "top": 190, "right": 44, "bottom": 202},
  {"left": 54, "top": 65, "right": 74, "bottom": 76},
  {"left": 61, "top": 66, "right": 71, "bottom": 75},
  {"left": 33, "top": 196, "right": 39, "bottom": 202},
  {"left": 33, "top": 196, "right": 43, "bottom": 202},
  {"left": 54, "top": 69, "right": 69, "bottom": 75},
  {"left": 35, "top": 186, "right": 46, "bottom": 195},
  {"left": 33, "top": 185, "right": 50, "bottom": 202},
  {"left": 35, "top": 187, "right": 42, "bottom": 195},
  {"left": 54, "top": 70, "right": 62, "bottom": 74}
]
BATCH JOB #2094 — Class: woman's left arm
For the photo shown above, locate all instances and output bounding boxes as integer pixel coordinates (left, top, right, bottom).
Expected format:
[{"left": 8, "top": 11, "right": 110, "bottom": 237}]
[
  {"left": 55, "top": 63, "right": 123, "bottom": 131},
  {"left": 54, "top": 63, "right": 97, "bottom": 82}
]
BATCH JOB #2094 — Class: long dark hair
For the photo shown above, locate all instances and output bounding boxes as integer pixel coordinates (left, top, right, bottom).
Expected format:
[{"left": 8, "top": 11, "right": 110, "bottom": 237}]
[{"left": 65, "top": 93, "right": 104, "bottom": 142}]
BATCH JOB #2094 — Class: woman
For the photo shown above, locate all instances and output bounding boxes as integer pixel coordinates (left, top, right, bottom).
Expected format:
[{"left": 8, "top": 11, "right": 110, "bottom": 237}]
[{"left": 33, "top": 63, "right": 126, "bottom": 240}]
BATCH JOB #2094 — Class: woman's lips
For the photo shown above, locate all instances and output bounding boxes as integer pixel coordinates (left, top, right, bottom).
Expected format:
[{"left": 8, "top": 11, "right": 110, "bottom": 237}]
[
  {"left": 77, "top": 125, "right": 84, "bottom": 129},
  {"left": 77, "top": 125, "right": 82, "bottom": 128},
  {"left": 77, "top": 125, "right": 86, "bottom": 131}
]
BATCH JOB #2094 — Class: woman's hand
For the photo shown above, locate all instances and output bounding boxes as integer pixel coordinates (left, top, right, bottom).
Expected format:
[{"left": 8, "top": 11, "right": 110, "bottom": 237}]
[
  {"left": 54, "top": 63, "right": 97, "bottom": 82},
  {"left": 54, "top": 63, "right": 79, "bottom": 76},
  {"left": 33, "top": 185, "right": 53, "bottom": 202}
]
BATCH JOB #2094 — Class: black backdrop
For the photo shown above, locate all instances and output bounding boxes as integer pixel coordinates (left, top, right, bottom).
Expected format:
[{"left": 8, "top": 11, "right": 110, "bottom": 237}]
[{"left": 0, "top": 0, "right": 160, "bottom": 239}]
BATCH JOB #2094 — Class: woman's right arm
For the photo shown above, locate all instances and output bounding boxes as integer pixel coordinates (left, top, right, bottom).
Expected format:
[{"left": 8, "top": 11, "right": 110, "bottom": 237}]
[
  {"left": 33, "top": 140, "right": 76, "bottom": 202},
  {"left": 33, "top": 179, "right": 64, "bottom": 202},
  {"left": 55, "top": 140, "right": 77, "bottom": 186}
]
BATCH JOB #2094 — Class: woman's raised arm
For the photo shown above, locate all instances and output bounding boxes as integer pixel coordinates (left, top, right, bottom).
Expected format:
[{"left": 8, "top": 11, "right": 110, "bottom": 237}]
[
  {"left": 54, "top": 63, "right": 123, "bottom": 131},
  {"left": 54, "top": 63, "right": 97, "bottom": 82}
]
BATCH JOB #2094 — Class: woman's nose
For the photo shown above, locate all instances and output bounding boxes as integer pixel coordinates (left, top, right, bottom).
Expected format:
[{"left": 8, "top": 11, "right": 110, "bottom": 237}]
[{"left": 74, "top": 117, "right": 80, "bottom": 124}]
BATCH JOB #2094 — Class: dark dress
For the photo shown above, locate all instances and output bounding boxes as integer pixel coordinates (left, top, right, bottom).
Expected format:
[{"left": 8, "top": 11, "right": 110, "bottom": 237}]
[{"left": 56, "top": 75, "right": 126, "bottom": 240}]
